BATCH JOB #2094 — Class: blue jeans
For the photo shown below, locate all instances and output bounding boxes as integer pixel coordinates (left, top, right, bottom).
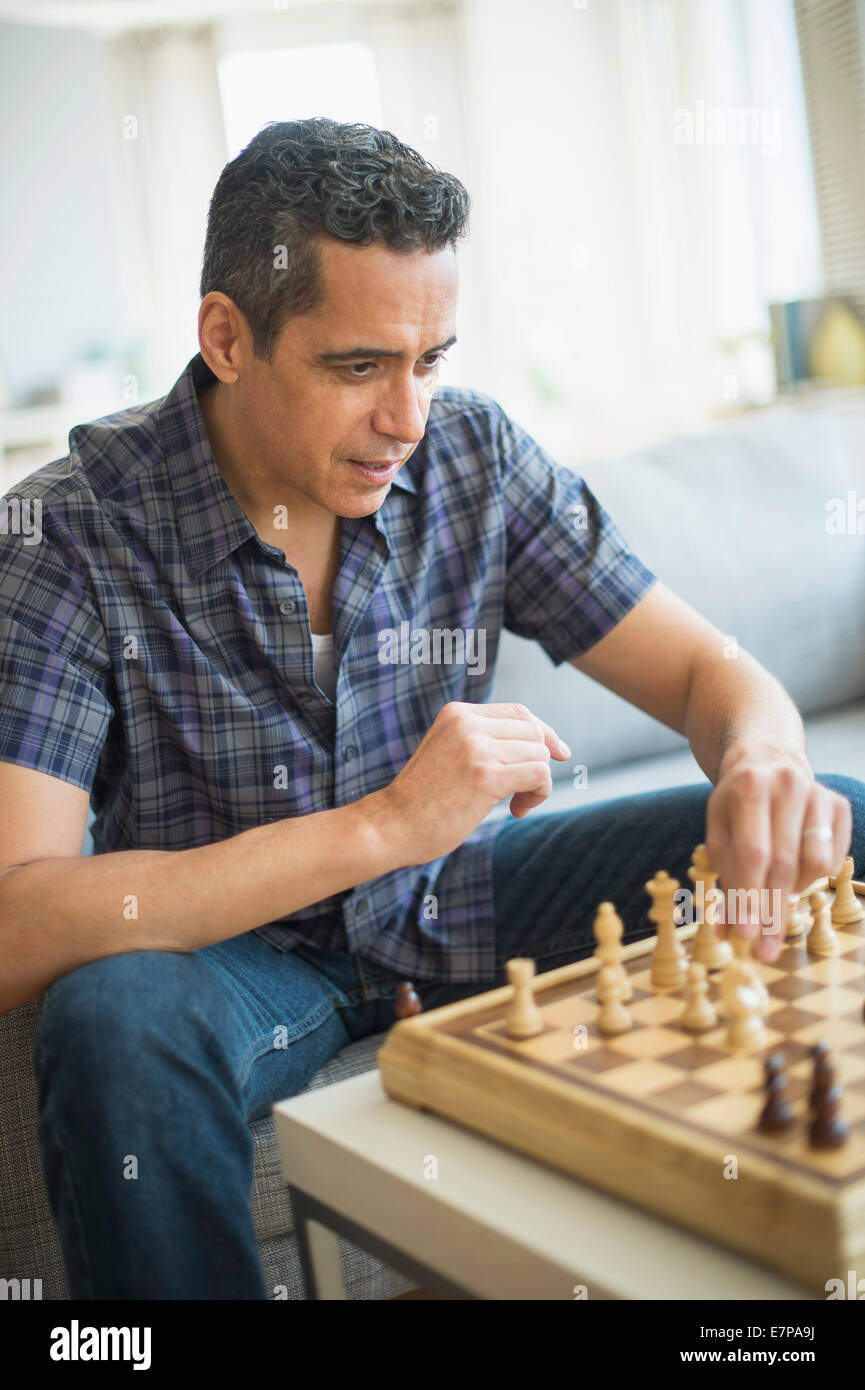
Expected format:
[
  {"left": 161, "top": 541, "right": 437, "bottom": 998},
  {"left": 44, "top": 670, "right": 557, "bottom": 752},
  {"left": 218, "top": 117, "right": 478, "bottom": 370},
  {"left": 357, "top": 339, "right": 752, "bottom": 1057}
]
[{"left": 33, "top": 774, "right": 865, "bottom": 1299}]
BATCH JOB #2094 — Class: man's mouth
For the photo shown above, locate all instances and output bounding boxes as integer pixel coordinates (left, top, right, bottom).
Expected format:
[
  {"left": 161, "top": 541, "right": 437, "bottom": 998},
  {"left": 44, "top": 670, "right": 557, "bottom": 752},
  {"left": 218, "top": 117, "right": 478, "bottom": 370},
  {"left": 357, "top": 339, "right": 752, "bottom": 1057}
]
[{"left": 346, "top": 458, "right": 402, "bottom": 483}]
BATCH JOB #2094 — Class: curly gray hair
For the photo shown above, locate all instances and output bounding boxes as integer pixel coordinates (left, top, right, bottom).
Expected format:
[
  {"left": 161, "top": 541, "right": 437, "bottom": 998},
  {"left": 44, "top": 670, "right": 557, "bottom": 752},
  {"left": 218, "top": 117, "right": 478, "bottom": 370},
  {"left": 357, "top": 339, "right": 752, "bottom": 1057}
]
[{"left": 200, "top": 117, "right": 471, "bottom": 361}]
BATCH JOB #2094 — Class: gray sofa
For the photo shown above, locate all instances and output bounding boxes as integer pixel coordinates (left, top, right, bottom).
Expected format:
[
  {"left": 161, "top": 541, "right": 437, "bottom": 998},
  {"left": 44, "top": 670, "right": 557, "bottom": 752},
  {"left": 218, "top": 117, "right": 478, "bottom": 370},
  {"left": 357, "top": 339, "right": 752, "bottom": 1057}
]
[{"left": 3, "top": 391, "right": 865, "bottom": 1299}]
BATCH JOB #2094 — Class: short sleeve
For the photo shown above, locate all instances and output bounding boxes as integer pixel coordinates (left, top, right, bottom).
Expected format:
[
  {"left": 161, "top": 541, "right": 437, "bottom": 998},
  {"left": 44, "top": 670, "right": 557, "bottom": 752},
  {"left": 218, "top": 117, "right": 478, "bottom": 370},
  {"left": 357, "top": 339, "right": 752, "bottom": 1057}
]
[
  {"left": 0, "top": 518, "right": 113, "bottom": 792},
  {"left": 496, "top": 406, "right": 658, "bottom": 666}
]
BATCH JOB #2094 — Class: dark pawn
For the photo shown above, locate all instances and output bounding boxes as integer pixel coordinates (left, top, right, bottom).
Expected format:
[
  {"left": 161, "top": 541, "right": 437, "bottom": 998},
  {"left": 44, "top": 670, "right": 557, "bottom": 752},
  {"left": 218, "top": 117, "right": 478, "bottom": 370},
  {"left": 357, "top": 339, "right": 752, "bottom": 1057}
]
[
  {"left": 809, "top": 1083, "right": 850, "bottom": 1149},
  {"left": 759, "top": 1056, "right": 795, "bottom": 1134},
  {"left": 809, "top": 1040, "right": 834, "bottom": 1110},
  {"left": 395, "top": 981, "right": 422, "bottom": 1019}
]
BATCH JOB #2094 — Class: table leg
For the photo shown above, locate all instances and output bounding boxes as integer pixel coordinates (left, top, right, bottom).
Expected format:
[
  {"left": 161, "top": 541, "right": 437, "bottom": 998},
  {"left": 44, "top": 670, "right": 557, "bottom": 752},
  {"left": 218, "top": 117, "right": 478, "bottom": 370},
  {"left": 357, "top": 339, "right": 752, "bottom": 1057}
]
[{"left": 291, "top": 1187, "right": 346, "bottom": 1300}]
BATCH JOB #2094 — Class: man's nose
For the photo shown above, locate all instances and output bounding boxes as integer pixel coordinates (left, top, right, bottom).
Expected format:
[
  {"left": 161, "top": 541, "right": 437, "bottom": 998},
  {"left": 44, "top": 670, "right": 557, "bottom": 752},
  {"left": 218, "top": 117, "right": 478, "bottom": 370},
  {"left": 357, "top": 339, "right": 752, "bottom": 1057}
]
[{"left": 370, "top": 376, "right": 427, "bottom": 443}]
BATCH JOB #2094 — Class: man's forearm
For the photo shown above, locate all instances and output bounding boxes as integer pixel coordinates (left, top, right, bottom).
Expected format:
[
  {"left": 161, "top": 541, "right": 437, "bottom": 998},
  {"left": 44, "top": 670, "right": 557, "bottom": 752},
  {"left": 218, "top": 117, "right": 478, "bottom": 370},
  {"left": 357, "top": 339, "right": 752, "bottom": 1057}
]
[
  {"left": 0, "top": 793, "right": 401, "bottom": 1015},
  {"left": 684, "top": 648, "right": 808, "bottom": 786}
]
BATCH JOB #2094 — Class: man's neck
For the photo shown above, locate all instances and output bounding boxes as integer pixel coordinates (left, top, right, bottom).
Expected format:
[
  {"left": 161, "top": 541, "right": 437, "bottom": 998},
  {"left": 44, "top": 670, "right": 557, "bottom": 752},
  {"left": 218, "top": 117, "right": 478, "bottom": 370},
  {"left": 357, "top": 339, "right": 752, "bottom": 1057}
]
[{"left": 197, "top": 379, "right": 337, "bottom": 557}]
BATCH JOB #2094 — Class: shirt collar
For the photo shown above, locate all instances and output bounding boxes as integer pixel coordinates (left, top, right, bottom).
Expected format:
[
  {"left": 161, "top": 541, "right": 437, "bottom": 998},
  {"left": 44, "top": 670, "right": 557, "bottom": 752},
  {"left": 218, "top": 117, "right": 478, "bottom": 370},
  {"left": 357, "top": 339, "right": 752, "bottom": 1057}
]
[{"left": 159, "top": 352, "right": 418, "bottom": 580}]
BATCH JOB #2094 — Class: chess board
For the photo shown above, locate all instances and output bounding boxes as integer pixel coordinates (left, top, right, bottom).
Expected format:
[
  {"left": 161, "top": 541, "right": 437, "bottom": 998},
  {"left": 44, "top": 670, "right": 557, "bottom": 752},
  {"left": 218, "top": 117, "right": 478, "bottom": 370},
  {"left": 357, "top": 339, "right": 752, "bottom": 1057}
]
[{"left": 377, "top": 882, "right": 865, "bottom": 1294}]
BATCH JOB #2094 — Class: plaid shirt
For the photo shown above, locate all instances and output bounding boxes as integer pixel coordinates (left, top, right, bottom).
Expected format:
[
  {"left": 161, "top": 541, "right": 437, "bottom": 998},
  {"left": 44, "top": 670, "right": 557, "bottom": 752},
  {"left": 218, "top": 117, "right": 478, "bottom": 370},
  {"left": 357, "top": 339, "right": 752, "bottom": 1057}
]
[{"left": 0, "top": 353, "right": 656, "bottom": 982}]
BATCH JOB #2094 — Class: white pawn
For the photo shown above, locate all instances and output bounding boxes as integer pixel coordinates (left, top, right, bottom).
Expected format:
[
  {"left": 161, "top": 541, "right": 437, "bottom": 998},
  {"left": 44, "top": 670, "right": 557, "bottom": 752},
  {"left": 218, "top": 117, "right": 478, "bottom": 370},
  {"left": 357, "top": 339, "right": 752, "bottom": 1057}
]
[
  {"left": 680, "top": 961, "right": 717, "bottom": 1033},
  {"left": 597, "top": 964, "right": 631, "bottom": 1036},
  {"left": 721, "top": 959, "right": 767, "bottom": 1053},
  {"left": 505, "top": 958, "right": 544, "bottom": 1039},
  {"left": 807, "top": 887, "right": 839, "bottom": 956},
  {"left": 731, "top": 932, "right": 770, "bottom": 1016}
]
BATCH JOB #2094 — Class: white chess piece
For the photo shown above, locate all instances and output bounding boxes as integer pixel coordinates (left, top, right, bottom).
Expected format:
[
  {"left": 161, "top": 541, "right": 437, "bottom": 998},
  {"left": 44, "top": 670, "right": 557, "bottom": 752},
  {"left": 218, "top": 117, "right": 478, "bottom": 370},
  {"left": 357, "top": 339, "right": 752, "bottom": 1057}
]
[
  {"left": 721, "top": 960, "right": 766, "bottom": 1053},
  {"left": 808, "top": 887, "right": 839, "bottom": 955},
  {"left": 646, "top": 871, "right": 687, "bottom": 992},
  {"left": 597, "top": 964, "right": 631, "bottom": 1036},
  {"left": 593, "top": 901, "right": 633, "bottom": 1003},
  {"left": 505, "top": 959, "right": 544, "bottom": 1039},
  {"left": 689, "top": 845, "right": 732, "bottom": 971},
  {"left": 680, "top": 961, "right": 717, "bottom": 1033},
  {"left": 831, "top": 856, "right": 864, "bottom": 926}
]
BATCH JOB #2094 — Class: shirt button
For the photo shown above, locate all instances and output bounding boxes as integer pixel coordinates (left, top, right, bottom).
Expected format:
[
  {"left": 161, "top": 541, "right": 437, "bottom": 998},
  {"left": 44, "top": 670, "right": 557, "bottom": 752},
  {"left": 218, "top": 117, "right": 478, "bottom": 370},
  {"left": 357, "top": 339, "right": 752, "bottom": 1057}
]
[
  {"left": 355, "top": 897, "right": 368, "bottom": 914},
  {"left": 343, "top": 745, "right": 358, "bottom": 762},
  {"left": 279, "top": 599, "right": 296, "bottom": 616}
]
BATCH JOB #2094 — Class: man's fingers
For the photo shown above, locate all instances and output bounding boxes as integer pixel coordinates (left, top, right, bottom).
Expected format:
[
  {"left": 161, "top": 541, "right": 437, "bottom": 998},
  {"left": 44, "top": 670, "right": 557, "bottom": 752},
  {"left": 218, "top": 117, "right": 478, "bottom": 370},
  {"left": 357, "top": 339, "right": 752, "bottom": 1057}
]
[
  {"left": 471, "top": 703, "right": 570, "bottom": 758},
  {"left": 759, "top": 776, "right": 809, "bottom": 961},
  {"left": 714, "top": 787, "right": 772, "bottom": 946},
  {"left": 493, "top": 739, "right": 552, "bottom": 765},
  {"left": 796, "top": 784, "right": 847, "bottom": 892}
]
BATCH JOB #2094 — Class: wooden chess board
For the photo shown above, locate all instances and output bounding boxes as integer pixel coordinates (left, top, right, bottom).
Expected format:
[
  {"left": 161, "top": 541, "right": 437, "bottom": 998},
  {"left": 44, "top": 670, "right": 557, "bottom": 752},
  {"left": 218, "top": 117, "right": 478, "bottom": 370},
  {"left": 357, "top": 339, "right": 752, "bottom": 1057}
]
[{"left": 377, "top": 884, "right": 865, "bottom": 1293}]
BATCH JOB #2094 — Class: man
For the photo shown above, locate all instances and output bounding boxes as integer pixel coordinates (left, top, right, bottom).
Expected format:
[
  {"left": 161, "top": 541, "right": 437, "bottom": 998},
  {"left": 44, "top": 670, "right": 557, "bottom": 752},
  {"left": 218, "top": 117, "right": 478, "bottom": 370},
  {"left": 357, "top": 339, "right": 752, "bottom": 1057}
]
[{"left": 1, "top": 119, "right": 862, "bottom": 1299}]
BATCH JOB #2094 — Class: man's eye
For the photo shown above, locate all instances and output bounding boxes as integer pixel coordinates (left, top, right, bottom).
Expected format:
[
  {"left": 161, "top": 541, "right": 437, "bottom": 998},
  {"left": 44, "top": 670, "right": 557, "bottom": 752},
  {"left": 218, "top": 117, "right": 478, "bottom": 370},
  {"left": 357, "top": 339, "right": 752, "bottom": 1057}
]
[{"left": 343, "top": 352, "right": 448, "bottom": 378}]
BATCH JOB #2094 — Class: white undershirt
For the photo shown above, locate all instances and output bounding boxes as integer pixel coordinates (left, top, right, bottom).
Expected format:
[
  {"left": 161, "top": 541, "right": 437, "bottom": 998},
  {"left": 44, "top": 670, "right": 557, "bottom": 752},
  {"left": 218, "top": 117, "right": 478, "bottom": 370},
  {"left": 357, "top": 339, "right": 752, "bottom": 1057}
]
[{"left": 309, "top": 631, "right": 336, "bottom": 703}]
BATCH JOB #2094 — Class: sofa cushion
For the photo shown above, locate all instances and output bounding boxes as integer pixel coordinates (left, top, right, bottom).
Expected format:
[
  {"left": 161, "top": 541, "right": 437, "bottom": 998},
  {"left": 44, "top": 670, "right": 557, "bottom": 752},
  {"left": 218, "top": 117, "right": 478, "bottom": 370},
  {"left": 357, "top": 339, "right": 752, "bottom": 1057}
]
[{"left": 250, "top": 1031, "right": 387, "bottom": 1244}]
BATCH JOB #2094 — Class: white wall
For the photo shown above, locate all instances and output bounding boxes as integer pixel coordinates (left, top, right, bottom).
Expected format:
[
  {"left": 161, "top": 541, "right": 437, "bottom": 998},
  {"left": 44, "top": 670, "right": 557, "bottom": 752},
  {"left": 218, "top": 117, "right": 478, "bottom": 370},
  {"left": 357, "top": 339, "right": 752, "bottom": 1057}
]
[{"left": 0, "top": 23, "right": 124, "bottom": 405}]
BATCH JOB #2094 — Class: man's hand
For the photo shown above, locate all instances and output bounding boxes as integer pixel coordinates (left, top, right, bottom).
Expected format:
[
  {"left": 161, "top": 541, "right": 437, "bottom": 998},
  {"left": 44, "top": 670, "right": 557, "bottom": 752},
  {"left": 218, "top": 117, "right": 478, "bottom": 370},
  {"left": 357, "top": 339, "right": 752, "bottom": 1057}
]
[
  {"left": 367, "top": 701, "right": 571, "bottom": 867},
  {"left": 704, "top": 746, "right": 852, "bottom": 963}
]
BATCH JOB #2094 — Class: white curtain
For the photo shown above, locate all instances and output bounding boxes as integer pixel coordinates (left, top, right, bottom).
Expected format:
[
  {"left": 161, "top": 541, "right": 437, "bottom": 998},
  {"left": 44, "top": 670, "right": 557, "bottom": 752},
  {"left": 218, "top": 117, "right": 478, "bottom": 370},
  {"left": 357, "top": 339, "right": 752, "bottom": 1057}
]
[{"left": 458, "top": 0, "right": 823, "bottom": 464}]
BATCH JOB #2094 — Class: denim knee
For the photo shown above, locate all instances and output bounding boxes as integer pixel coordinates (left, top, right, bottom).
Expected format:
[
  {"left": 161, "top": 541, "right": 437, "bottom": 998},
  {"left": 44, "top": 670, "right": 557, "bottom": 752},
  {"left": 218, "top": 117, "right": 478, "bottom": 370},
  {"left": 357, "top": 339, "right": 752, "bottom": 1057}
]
[{"left": 34, "top": 950, "right": 233, "bottom": 1088}]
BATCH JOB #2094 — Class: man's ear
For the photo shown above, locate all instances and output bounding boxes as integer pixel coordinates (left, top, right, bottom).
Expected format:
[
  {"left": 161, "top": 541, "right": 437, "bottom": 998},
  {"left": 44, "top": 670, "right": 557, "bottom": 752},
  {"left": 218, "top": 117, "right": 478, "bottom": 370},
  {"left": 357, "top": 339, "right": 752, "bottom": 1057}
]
[{"left": 199, "top": 293, "right": 247, "bottom": 384}]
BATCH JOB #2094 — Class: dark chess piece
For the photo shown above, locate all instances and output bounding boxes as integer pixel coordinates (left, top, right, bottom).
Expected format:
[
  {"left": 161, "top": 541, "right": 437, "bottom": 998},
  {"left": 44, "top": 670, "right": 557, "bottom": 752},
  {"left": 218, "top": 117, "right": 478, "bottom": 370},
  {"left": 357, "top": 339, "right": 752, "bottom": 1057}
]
[
  {"left": 758, "top": 1054, "right": 795, "bottom": 1134},
  {"left": 395, "top": 981, "right": 422, "bottom": 1019},
  {"left": 809, "top": 1083, "right": 850, "bottom": 1149},
  {"left": 809, "top": 1039, "right": 834, "bottom": 1110}
]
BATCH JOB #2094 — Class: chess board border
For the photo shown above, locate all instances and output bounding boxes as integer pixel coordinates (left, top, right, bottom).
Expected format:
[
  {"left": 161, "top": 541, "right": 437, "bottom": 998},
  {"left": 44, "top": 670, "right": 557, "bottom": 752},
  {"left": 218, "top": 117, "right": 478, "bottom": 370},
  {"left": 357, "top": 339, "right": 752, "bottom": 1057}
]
[{"left": 377, "top": 903, "right": 865, "bottom": 1293}]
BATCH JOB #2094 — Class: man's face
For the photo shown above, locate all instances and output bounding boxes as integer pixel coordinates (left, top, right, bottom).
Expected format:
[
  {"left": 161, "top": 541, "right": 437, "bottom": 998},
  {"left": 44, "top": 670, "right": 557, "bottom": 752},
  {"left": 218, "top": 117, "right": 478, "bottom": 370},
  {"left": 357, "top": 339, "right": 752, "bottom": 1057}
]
[{"left": 236, "top": 236, "right": 459, "bottom": 519}]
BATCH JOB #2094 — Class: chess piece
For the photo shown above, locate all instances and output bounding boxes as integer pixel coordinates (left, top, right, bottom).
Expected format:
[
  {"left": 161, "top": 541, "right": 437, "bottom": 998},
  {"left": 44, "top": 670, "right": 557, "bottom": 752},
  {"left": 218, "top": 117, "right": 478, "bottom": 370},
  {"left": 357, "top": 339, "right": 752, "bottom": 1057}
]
[
  {"left": 807, "top": 887, "right": 839, "bottom": 956},
  {"left": 680, "top": 961, "right": 717, "bottom": 1032},
  {"left": 831, "top": 856, "right": 864, "bottom": 926},
  {"left": 395, "top": 982, "right": 422, "bottom": 1019},
  {"left": 597, "top": 964, "right": 631, "bottom": 1035},
  {"left": 731, "top": 931, "right": 770, "bottom": 1017},
  {"left": 689, "top": 844, "right": 732, "bottom": 971},
  {"left": 809, "top": 1039, "right": 834, "bottom": 1110},
  {"left": 784, "top": 893, "right": 805, "bottom": 942},
  {"left": 809, "top": 1083, "right": 850, "bottom": 1149},
  {"left": 721, "top": 959, "right": 767, "bottom": 1053},
  {"left": 758, "top": 1054, "right": 795, "bottom": 1133},
  {"left": 505, "top": 958, "right": 544, "bottom": 1039},
  {"left": 646, "top": 870, "right": 687, "bottom": 992},
  {"left": 592, "top": 901, "right": 633, "bottom": 1003}
]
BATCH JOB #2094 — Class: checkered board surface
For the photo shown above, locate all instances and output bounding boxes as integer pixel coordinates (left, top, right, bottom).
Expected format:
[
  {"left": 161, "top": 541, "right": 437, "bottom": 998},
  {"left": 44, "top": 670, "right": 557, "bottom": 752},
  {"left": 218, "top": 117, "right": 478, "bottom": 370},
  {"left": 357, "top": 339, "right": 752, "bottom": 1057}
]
[{"left": 436, "top": 915, "right": 865, "bottom": 1186}]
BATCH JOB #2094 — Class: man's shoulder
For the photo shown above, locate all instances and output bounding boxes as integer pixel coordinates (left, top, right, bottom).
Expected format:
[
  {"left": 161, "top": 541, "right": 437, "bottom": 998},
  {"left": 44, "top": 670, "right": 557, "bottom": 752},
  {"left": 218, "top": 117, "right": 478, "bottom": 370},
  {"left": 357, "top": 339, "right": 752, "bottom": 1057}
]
[
  {"left": 422, "top": 384, "right": 514, "bottom": 475},
  {"left": 3, "top": 394, "right": 166, "bottom": 523},
  {"left": 428, "top": 382, "right": 505, "bottom": 429}
]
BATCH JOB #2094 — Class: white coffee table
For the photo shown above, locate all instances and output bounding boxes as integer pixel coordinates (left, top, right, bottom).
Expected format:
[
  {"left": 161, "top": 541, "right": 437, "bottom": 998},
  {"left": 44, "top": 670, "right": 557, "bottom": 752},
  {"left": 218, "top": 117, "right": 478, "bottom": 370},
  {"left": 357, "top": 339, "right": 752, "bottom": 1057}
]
[{"left": 273, "top": 1070, "right": 813, "bottom": 1301}]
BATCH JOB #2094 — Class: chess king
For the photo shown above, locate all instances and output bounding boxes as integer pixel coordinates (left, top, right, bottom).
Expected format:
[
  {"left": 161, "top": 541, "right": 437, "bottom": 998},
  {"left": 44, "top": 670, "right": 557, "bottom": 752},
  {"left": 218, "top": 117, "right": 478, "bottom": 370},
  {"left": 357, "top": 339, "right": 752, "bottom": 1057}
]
[{"left": 2, "top": 116, "right": 865, "bottom": 1302}]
